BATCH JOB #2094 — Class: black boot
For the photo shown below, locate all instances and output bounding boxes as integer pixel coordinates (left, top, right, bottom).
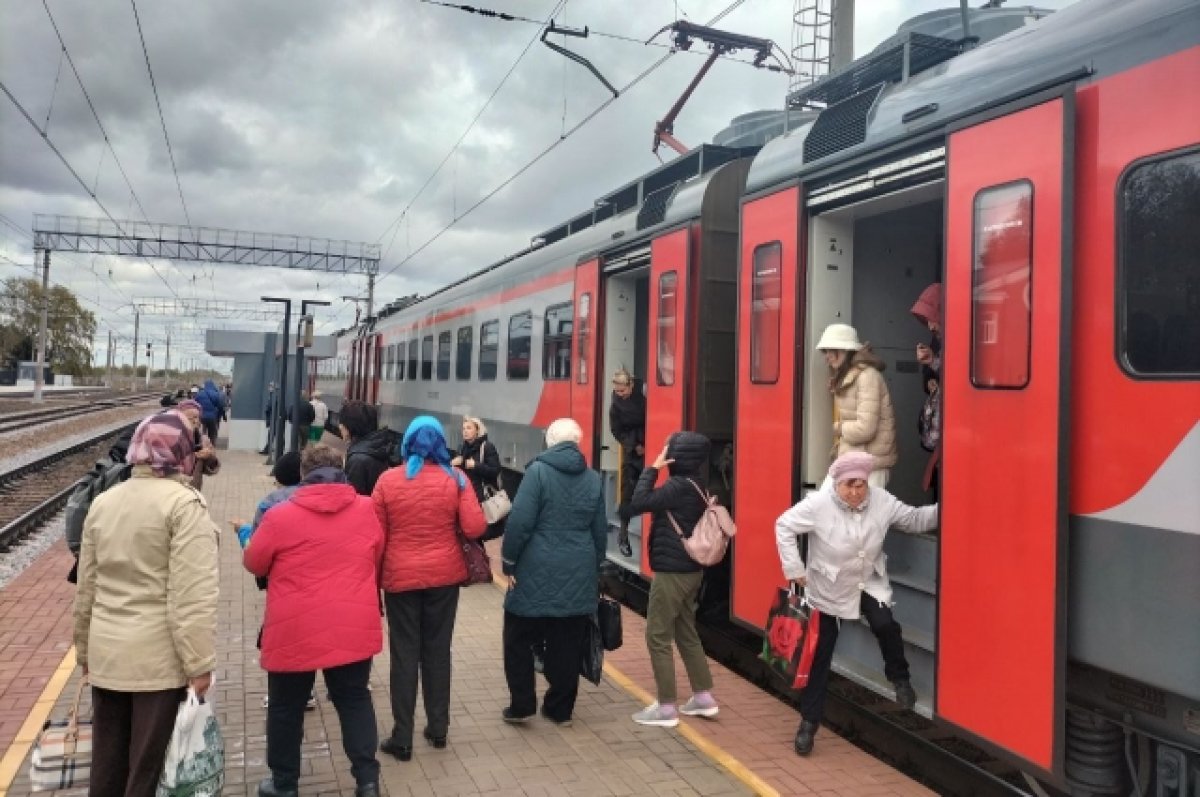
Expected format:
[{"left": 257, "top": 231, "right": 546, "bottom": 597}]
[
  {"left": 423, "top": 727, "right": 447, "bottom": 748},
  {"left": 258, "top": 778, "right": 299, "bottom": 797},
  {"left": 893, "top": 679, "right": 917, "bottom": 710},
  {"left": 618, "top": 529, "right": 633, "bottom": 557},
  {"left": 379, "top": 736, "right": 412, "bottom": 761},
  {"left": 355, "top": 784, "right": 380, "bottom": 797},
  {"left": 794, "top": 719, "right": 818, "bottom": 755}
]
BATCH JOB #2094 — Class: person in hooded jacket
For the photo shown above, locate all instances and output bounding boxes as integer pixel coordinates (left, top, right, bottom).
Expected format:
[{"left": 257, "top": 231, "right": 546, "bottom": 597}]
[
  {"left": 500, "top": 418, "right": 607, "bottom": 727},
  {"left": 244, "top": 444, "right": 385, "bottom": 797},
  {"left": 372, "top": 416, "right": 487, "bottom": 762},
  {"left": 340, "top": 400, "right": 392, "bottom": 496},
  {"left": 817, "top": 323, "right": 897, "bottom": 486},
  {"left": 195, "top": 379, "right": 226, "bottom": 442},
  {"left": 911, "top": 283, "right": 943, "bottom": 498},
  {"left": 452, "top": 416, "right": 505, "bottom": 540},
  {"left": 620, "top": 431, "right": 719, "bottom": 728},
  {"left": 608, "top": 369, "right": 645, "bottom": 557}
]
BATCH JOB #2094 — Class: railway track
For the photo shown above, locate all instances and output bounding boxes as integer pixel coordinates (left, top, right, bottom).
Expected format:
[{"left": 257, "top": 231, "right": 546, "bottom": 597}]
[
  {"left": 602, "top": 567, "right": 1030, "bottom": 797},
  {"left": 0, "top": 393, "right": 160, "bottom": 435},
  {"left": 0, "top": 422, "right": 138, "bottom": 552}
]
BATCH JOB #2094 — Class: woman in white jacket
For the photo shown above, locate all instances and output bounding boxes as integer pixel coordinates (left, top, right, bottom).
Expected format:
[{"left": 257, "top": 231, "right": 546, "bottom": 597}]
[{"left": 775, "top": 451, "right": 937, "bottom": 755}]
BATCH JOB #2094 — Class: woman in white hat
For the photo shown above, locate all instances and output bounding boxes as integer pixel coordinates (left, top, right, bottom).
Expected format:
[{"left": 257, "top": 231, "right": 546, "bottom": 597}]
[{"left": 816, "top": 323, "right": 897, "bottom": 487}]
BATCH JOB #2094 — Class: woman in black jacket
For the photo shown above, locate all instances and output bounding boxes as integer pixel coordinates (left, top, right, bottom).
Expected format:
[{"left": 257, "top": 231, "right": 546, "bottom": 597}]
[
  {"left": 620, "top": 431, "right": 718, "bottom": 728},
  {"left": 339, "top": 400, "right": 392, "bottom": 496},
  {"left": 452, "top": 417, "right": 505, "bottom": 540}
]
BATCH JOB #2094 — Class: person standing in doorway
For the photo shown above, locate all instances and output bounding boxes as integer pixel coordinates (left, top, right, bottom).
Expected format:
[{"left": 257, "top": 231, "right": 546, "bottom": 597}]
[
  {"left": 817, "top": 324, "right": 897, "bottom": 487},
  {"left": 608, "top": 368, "right": 645, "bottom": 557},
  {"left": 310, "top": 391, "right": 329, "bottom": 445},
  {"left": 911, "top": 283, "right": 943, "bottom": 499}
]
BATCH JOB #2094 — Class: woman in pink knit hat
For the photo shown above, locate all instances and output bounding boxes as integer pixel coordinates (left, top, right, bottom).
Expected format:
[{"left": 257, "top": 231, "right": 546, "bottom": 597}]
[{"left": 774, "top": 451, "right": 938, "bottom": 755}]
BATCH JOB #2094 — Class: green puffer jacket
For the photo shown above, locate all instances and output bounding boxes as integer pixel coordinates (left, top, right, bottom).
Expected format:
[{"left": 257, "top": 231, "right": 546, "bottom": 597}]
[{"left": 501, "top": 442, "right": 607, "bottom": 618}]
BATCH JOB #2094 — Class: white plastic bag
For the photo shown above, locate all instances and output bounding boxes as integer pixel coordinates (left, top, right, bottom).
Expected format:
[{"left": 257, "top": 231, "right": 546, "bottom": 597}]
[{"left": 157, "top": 686, "right": 224, "bottom": 797}]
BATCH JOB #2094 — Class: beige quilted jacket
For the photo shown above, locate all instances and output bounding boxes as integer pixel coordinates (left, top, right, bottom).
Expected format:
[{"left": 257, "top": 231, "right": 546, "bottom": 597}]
[{"left": 832, "top": 349, "right": 898, "bottom": 469}]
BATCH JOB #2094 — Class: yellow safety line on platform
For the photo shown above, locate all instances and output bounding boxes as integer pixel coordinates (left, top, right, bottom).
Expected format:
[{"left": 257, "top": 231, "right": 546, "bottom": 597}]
[
  {"left": 0, "top": 647, "right": 76, "bottom": 796},
  {"left": 488, "top": 574, "right": 778, "bottom": 797}
]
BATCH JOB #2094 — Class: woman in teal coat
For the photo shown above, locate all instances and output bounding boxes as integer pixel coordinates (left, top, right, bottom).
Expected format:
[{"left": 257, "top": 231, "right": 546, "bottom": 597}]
[{"left": 500, "top": 418, "right": 608, "bottom": 726}]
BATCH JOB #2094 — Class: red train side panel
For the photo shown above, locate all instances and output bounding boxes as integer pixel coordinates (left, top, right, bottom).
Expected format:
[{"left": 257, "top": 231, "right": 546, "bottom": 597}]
[
  {"left": 732, "top": 187, "right": 802, "bottom": 628},
  {"left": 939, "top": 96, "right": 1071, "bottom": 775}
]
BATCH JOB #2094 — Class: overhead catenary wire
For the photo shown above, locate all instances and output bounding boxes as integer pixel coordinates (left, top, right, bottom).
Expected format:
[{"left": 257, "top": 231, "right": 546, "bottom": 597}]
[{"left": 129, "top": 0, "right": 192, "bottom": 227}]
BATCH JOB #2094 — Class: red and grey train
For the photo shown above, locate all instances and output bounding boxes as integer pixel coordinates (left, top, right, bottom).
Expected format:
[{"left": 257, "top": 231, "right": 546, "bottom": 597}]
[{"left": 317, "top": 0, "right": 1199, "bottom": 790}]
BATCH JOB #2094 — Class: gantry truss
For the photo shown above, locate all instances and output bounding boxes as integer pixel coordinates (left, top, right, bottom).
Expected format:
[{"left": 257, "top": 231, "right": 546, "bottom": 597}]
[
  {"left": 32, "top": 215, "right": 380, "bottom": 274},
  {"left": 134, "top": 297, "right": 286, "bottom": 321}
]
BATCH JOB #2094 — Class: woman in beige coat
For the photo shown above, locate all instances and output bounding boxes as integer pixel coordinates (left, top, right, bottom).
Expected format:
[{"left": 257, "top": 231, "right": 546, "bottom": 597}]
[
  {"left": 816, "top": 323, "right": 897, "bottom": 486},
  {"left": 73, "top": 412, "right": 219, "bottom": 797}
]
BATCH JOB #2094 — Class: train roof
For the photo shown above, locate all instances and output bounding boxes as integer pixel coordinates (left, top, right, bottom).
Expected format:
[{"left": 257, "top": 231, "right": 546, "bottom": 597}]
[{"left": 746, "top": 0, "right": 1199, "bottom": 195}]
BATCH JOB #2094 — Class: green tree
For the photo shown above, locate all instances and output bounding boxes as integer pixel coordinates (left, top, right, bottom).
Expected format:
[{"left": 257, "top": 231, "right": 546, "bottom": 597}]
[{"left": 0, "top": 277, "right": 97, "bottom": 375}]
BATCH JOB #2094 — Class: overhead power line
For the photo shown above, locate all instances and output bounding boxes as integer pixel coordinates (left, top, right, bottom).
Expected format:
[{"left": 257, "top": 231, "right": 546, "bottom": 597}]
[{"left": 129, "top": 0, "right": 192, "bottom": 227}]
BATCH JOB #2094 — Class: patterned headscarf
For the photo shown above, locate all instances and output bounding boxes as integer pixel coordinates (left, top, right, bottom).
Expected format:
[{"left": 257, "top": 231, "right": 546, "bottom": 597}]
[
  {"left": 401, "top": 415, "right": 464, "bottom": 487},
  {"left": 126, "top": 413, "right": 196, "bottom": 477}
]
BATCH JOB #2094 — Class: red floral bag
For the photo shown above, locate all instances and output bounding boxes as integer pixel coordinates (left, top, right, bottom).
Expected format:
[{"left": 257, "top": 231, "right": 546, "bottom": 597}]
[{"left": 759, "top": 586, "right": 822, "bottom": 690}]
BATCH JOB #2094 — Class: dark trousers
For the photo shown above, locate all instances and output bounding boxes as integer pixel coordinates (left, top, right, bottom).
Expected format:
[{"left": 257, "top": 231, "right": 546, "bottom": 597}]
[
  {"left": 618, "top": 448, "right": 643, "bottom": 530},
  {"left": 799, "top": 593, "right": 910, "bottom": 725},
  {"left": 267, "top": 659, "right": 379, "bottom": 788},
  {"left": 384, "top": 587, "right": 460, "bottom": 745},
  {"left": 503, "top": 612, "right": 589, "bottom": 722},
  {"left": 203, "top": 417, "right": 219, "bottom": 443},
  {"left": 90, "top": 686, "right": 185, "bottom": 797}
]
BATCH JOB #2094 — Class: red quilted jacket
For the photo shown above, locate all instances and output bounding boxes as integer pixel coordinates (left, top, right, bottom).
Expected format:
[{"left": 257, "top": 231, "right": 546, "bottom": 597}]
[
  {"left": 243, "top": 482, "right": 384, "bottom": 672},
  {"left": 372, "top": 463, "right": 488, "bottom": 593}
]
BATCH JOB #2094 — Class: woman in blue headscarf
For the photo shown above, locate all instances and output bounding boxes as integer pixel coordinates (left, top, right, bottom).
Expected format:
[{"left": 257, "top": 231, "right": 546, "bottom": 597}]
[{"left": 371, "top": 416, "right": 487, "bottom": 762}]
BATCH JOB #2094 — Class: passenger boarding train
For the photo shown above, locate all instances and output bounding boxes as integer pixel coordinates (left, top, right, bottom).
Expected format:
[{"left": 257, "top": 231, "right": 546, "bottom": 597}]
[{"left": 315, "top": 0, "right": 1200, "bottom": 791}]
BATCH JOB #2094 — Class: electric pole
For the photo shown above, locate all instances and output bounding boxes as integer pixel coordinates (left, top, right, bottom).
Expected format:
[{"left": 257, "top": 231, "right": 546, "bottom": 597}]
[
  {"left": 32, "top": 249, "right": 50, "bottom": 403},
  {"left": 132, "top": 308, "right": 140, "bottom": 392}
]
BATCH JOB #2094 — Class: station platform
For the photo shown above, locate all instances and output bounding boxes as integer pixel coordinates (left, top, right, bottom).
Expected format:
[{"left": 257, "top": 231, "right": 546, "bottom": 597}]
[{"left": 0, "top": 447, "right": 936, "bottom": 796}]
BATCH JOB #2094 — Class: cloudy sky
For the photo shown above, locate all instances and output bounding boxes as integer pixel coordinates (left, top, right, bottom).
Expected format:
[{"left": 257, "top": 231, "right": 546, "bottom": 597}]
[{"left": 0, "top": 0, "right": 1075, "bottom": 370}]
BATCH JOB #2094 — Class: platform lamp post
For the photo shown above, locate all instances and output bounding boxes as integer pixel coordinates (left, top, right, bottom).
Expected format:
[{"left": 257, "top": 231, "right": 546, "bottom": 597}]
[
  {"left": 261, "top": 297, "right": 292, "bottom": 465},
  {"left": 288, "top": 299, "right": 330, "bottom": 453}
]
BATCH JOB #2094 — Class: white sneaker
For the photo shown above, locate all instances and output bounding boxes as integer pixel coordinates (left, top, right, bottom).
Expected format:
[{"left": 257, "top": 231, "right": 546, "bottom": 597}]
[
  {"left": 632, "top": 702, "right": 679, "bottom": 728},
  {"left": 680, "top": 695, "right": 719, "bottom": 718},
  {"left": 261, "top": 695, "right": 270, "bottom": 709},
  {"left": 306, "top": 693, "right": 317, "bottom": 711}
]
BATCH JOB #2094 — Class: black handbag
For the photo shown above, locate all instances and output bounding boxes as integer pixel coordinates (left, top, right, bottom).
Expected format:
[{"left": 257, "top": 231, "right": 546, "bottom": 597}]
[
  {"left": 580, "top": 616, "right": 604, "bottom": 685},
  {"left": 597, "top": 596, "right": 623, "bottom": 651}
]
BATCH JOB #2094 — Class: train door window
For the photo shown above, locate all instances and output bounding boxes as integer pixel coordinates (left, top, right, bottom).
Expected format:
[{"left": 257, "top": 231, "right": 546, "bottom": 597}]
[
  {"left": 507, "top": 312, "right": 532, "bottom": 380},
  {"left": 543, "top": 302, "right": 573, "bottom": 380},
  {"left": 384, "top": 345, "right": 394, "bottom": 382},
  {"left": 421, "top": 335, "right": 433, "bottom": 380},
  {"left": 971, "top": 181, "right": 1033, "bottom": 389},
  {"left": 396, "top": 341, "right": 405, "bottom": 381},
  {"left": 751, "top": 243, "right": 782, "bottom": 384},
  {"left": 1119, "top": 148, "right": 1200, "bottom": 377},
  {"left": 437, "top": 331, "right": 452, "bottom": 380},
  {"left": 456, "top": 326, "right": 473, "bottom": 380},
  {"left": 657, "top": 271, "right": 678, "bottom": 386},
  {"left": 407, "top": 339, "right": 418, "bottom": 381},
  {"left": 479, "top": 320, "right": 499, "bottom": 380},
  {"left": 576, "top": 293, "right": 591, "bottom": 384}
]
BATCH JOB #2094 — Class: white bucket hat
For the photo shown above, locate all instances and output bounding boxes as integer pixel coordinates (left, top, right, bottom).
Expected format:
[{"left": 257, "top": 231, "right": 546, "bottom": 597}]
[{"left": 816, "top": 323, "right": 863, "bottom": 351}]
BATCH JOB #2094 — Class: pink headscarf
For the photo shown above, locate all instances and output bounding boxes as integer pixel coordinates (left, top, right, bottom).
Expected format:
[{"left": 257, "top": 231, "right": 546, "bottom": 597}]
[
  {"left": 126, "top": 413, "right": 196, "bottom": 477},
  {"left": 175, "top": 398, "right": 202, "bottom": 414},
  {"left": 829, "top": 451, "right": 875, "bottom": 484}
]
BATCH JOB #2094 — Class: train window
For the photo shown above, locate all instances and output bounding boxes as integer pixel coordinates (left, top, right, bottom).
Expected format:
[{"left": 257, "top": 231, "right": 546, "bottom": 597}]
[
  {"left": 384, "top": 345, "right": 394, "bottom": 382},
  {"left": 970, "top": 181, "right": 1033, "bottom": 389},
  {"left": 751, "top": 243, "right": 782, "bottom": 384},
  {"left": 543, "top": 302, "right": 573, "bottom": 381},
  {"left": 507, "top": 312, "right": 532, "bottom": 380},
  {"left": 437, "top": 331, "right": 452, "bottom": 380},
  {"left": 1119, "top": 148, "right": 1200, "bottom": 377},
  {"left": 407, "top": 339, "right": 418, "bottom": 381},
  {"left": 396, "top": 341, "right": 405, "bottom": 381},
  {"left": 421, "top": 335, "right": 433, "bottom": 381},
  {"left": 576, "top": 293, "right": 591, "bottom": 385},
  {"left": 657, "top": 271, "right": 678, "bottom": 386},
  {"left": 456, "top": 326, "right": 473, "bottom": 380},
  {"left": 479, "top": 319, "right": 499, "bottom": 381}
]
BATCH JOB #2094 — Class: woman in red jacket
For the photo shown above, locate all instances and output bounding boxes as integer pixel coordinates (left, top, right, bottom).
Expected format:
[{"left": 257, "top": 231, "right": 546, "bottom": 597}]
[
  {"left": 372, "top": 415, "right": 487, "bottom": 762},
  {"left": 244, "top": 445, "right": 385, "bottom": 797}
]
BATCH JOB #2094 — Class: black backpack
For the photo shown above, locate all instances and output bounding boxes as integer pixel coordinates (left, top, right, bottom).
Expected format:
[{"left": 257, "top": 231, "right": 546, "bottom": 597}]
[{"left": 64, "top": 458, "right": 133, "bottom": 558}]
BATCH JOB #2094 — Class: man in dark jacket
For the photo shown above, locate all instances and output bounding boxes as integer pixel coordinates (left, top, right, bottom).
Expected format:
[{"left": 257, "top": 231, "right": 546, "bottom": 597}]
[
  {"left": 621, "top": 431, "right": 718, "bottom": 727},
  {"left": 196, "top": 379, "right": 226, "bottom": 442},
  {"left": 339, "top": 400, "right": 392, "bottom": 496},
  {"left": 500, "top": 418, "right": 607, "bottom": 727},
  {"left": 293, "top": 394, "right": 316, "bottom": 449},
  {"left": 608, "top": 368, "right": 645, "bottom": 557}
]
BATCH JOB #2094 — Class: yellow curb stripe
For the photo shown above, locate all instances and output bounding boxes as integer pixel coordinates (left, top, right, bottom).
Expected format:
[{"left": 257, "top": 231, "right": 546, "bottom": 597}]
[
  {"left": 488, "top": 574, "right": 778, "bottom": 797},
  {"left": 0, "top": 647, "right": 77, "bottom": 797}
]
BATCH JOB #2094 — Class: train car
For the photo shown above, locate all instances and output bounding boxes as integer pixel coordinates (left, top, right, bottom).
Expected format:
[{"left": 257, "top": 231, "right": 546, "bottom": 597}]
[
  {"left": 342, "top": 0, "right": 1199, "bottom": 790},
  {"left": 313, "top": 329, "right": 353, "bottom": 417}
]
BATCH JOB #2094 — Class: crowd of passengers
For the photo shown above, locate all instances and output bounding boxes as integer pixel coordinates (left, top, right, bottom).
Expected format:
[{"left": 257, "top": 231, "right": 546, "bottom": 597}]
[{"left": 71, "top": 286, "right": 943, "bottom": 795}]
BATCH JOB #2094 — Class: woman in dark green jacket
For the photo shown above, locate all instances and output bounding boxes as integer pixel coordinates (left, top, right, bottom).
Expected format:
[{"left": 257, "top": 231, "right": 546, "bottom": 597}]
[{"left": 500, "top": 418, "right": 607, "bottom": 726}]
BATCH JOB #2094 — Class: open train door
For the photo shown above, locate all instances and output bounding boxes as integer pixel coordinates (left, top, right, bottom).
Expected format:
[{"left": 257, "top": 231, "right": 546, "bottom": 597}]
[
  {"left": 571, "top": 258, "right": 601, "bottom": 463},
  {"left": 938, "top": 92, "right": 1073, "bottom": 778},
  {"left": 642, "top": 228, "right": 692, "bottom": 574}
]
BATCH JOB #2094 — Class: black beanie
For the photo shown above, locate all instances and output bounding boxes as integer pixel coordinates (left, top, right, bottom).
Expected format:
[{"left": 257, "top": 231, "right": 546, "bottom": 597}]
[{"left": 271, "top": 452, "right": 303, "bottom": 487}]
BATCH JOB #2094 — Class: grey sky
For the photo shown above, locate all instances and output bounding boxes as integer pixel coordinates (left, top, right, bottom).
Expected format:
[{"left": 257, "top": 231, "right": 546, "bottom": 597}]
[{"left": 0, "top": 0, "right": 1075, "bottom": 370}]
